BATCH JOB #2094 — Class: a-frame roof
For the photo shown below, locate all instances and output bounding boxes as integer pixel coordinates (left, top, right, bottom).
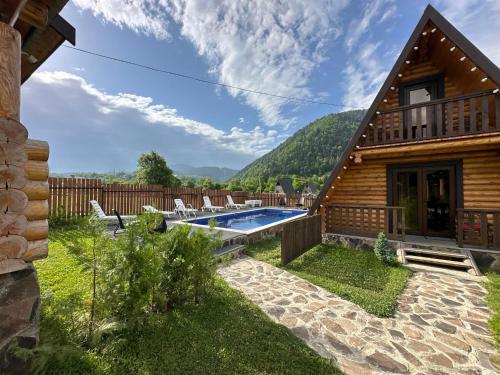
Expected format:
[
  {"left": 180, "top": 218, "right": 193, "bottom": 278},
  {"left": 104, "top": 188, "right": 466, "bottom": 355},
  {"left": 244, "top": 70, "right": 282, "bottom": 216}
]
[{"left": 309, "top": 4, "right": 500, "bottom": 215}]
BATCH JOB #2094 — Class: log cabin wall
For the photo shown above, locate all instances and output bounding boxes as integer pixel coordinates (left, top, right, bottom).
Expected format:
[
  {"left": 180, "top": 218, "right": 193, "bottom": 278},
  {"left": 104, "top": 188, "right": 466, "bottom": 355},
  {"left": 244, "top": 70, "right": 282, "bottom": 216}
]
[{"left": 325, "top": 147, "right": 500, "bottom": 210}]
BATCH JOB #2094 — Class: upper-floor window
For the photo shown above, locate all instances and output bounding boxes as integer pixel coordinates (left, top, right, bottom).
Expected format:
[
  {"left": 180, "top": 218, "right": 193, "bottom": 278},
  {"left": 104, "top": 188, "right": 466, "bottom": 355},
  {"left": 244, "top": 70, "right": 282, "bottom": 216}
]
[{"left": 400, "top": 75, "right": 444, "bottom": 138}]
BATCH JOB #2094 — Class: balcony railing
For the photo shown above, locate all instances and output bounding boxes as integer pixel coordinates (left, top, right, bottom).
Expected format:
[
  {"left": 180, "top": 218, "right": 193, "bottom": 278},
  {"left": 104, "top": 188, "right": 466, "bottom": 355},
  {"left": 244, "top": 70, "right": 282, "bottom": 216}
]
[
  {"left": 361, "top": 91, "right": 500, "bottom": 147},
  {"left": 324, "top": 204, "right": 406, "bottom": 241},
  {"left": 457, "top": 209, "right": 500, "bottom": 250}
]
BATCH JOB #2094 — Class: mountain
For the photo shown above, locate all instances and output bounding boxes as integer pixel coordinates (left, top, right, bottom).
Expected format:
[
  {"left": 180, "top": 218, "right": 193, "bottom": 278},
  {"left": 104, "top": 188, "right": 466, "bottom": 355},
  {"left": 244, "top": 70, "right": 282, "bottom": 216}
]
[
  {"left": 234, "top": 110, "right": 365, "bottom": 180},
  {"left": 172, "top": 164, "right": 239, "bottom": 182}
]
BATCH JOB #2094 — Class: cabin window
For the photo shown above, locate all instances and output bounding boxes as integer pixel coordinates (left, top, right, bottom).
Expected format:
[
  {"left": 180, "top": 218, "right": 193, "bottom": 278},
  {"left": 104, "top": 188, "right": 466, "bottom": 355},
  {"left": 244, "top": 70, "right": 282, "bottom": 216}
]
[{"left": 399, "top": 75, "right": 444, "bottom": 139}]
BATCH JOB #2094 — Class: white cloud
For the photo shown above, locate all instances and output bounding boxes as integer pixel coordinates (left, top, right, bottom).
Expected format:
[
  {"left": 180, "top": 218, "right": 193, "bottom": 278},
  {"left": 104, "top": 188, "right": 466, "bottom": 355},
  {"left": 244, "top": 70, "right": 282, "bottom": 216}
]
[
  {"left": 73, "top": 0, "right": 170, "bottom": 39},
  {"left": 238, "top": 117, "right": 245, "bottom": 124},
  {"left": 23, "top": 71, "right": 276, "bottom": 171},
  {"left": 344, "top": 0, "right": 395, "bottom": 52},
  {"left": 73, "top": 0, "right": 349, "bottom": 127},
  {"left": 340, "top": 1, "right": 396, "bottom": 109},
  {"left": 164, "top": 0, "right": 348, "bottom": 127}
]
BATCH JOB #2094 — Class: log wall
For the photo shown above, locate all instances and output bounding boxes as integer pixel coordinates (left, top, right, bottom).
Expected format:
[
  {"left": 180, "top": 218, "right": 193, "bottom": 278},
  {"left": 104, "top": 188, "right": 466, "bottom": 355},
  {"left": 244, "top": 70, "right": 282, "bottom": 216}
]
[{"left": 326, "top": 148, "right": 500, "bottom": 210}]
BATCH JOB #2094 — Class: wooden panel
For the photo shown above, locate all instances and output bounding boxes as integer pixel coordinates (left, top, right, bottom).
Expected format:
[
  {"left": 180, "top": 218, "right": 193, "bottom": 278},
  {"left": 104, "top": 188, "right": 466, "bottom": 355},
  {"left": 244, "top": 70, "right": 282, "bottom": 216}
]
[{"left": 281, "top": 215, "right": 321, "bottom": 265}]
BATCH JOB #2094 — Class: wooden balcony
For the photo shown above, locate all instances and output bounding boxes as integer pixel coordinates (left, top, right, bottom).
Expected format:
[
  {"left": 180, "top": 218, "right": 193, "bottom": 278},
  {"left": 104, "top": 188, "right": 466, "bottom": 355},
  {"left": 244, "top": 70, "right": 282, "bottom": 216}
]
[
  {"left": 323, "top": 204, "right": 406, "bottom": 241},
  {"left": 361, "top": 91, "right": 500, "bottom": 147},
  {"left": 457, "top": 209, "right": 500, "bottom": 250}
]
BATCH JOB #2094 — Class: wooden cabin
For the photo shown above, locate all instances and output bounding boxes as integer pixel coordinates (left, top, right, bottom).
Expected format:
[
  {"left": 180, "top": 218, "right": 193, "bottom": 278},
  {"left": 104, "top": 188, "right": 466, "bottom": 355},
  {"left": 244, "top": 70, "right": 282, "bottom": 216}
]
[
  {"left": 311, "top": 5, "right": 500, "bottom": 271},
  {"left": 302, "top": 181, "right": 319, "bottom": 197}
]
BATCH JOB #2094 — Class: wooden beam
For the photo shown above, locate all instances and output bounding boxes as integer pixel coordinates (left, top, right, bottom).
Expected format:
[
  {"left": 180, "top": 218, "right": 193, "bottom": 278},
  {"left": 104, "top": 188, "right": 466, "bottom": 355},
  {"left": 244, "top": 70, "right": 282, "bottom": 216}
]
[
  {"left": 0, "top": 22, "right": 21, "bottom": 120},
  {"left": 358, "top": 133, "right": 500, "bottom": 158},
  {"left": 19, "top": 0, "right": 48, "bottom": 29}
]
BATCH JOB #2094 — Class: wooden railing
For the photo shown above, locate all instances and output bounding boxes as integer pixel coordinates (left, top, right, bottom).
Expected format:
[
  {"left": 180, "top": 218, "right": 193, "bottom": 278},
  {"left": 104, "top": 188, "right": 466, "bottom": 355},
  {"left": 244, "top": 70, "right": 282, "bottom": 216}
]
[
  {"left": 324, "top": 204, "right": 406, "bottom": 240},
  {"left": 457, "top": 209, "right": 500, "bottom": 250},
  {"left": 361, "top": 91, "right": 500, "bottom": 147}
]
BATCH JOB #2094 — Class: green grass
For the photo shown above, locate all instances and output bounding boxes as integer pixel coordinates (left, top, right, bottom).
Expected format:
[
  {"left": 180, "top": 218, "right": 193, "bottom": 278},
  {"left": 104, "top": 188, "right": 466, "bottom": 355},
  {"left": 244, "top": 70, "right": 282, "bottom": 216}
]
[
  {"left": 485, "top": 272, "right": 500, "bottom": 346},
  {"left": 244, "top": 238, "right": 412, "bottom": 317},
  {"left": 35, "top": 228, "right": 341, "bottom": 374}
]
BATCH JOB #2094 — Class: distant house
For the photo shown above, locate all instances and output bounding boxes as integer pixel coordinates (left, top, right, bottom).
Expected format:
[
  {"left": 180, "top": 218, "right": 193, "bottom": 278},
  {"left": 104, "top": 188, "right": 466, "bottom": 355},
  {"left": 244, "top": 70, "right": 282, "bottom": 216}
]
[
  {"left": 274, "top": 178, "right": 293, "bottom": 195},
  {"left": 302, "top": 181, "right": 319, "bottom": 196}
]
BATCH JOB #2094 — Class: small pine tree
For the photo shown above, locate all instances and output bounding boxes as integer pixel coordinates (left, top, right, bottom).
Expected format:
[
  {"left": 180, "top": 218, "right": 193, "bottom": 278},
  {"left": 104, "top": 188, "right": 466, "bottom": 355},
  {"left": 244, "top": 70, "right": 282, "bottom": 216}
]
[{"left": 374, "top": 232, "right": 398, "bottom": 265}]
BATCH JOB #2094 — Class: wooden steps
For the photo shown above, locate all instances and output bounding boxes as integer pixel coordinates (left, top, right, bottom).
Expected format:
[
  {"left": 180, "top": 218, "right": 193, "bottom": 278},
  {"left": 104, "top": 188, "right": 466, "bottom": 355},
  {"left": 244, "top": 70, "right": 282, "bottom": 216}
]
[
  {"left": 213, "top": 244, "right": 246, "bottom": 257},
  {"left": 402, "top": 247, "right": 479, "bottom": 275}
]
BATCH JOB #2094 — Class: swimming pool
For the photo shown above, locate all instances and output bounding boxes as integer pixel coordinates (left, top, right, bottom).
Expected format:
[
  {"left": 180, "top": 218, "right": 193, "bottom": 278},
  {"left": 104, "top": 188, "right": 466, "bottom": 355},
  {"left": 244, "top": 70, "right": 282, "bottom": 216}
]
[{"left": 185, "top": 208, "right": 307, "bottom": 234}]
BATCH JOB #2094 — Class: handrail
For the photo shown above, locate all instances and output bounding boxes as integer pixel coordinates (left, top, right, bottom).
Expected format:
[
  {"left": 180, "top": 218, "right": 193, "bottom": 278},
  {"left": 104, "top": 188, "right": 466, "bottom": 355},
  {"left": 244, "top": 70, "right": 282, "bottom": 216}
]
[{"left": 380, "top": 90, "right": 493, "bottom": 114}]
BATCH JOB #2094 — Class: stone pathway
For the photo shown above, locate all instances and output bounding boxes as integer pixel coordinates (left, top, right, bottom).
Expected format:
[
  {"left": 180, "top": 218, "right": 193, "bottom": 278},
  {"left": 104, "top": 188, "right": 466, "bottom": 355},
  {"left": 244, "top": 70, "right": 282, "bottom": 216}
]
[{"left": 219, "top": 255, "right": 498, "bottom": 375}]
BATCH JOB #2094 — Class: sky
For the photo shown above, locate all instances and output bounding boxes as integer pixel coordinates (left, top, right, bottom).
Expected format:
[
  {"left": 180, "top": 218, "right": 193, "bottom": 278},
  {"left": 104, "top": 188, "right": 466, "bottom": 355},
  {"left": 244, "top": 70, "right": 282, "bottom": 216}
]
[{"left": 20, "top": 0, "right": 500, "bottom": 173}]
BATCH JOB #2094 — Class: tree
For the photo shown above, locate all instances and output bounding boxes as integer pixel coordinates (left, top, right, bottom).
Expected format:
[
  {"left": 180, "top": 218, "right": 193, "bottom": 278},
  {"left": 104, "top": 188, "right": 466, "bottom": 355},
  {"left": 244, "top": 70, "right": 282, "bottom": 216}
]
[
  {"left": 136, "top": 151, "right": 179, "bottom": 187},
  {"left": 264, "top": 176, "right": 277, "bottom": 192},
  {"left": 200, "top": 177, "right": 216, "bottom": 190},
  {"left": 226, "top": 179, "right": 242, "bottom": 191}
]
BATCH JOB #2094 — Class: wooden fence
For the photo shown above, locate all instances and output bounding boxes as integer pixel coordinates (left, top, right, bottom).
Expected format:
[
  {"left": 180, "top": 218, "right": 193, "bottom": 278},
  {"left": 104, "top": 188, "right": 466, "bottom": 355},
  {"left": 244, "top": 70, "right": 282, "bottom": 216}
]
[
  {"left": 48, "top": 177, "right": 317, "bottom": 217},
  {"left": 281, "top": 214, "right": 322, "bottom": 265}
]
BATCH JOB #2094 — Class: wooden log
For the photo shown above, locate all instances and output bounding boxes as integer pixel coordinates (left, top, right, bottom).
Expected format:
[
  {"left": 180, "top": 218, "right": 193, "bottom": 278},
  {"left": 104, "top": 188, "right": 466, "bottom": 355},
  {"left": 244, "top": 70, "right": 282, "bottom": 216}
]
[
  {"left": 24, "top": 160, "right": 48, "bottom": 181},
  {"left": 20, "top": 0, "right": 49, "bottom": 29},
  {"left": 0, "top": 235, "right": 28, "bottom": 260},
  {"left": 22, "top": 239, "right": 48, "bottom": 262},
  {"left": 0, "top": 258, "right": 27, "bottom": 275},
  {"left": 23, "top": 200, "right": 48, "bottom": 221},
  {"left": 25, "top": 139, "right": 49, "bottom": 161},
  {"left": 22, "top": 219, "right": 48, "bottom": 241},
  {"left": 0, "top": 188, "right": 28, "bottom": 213},
  {"left": 21, "top": 180, "right": 49, "bottom": 200},
  {"left": 0, "top": 213, "right": 28, "bottom": 236},
  {"left": 0, "top": 141, "right": 27, "bottom": 166},
  {"left": 0, "top": 164, "right": 27, "bottom": 189},
  {"left": 0, "top": 23, "right": 21, "bottom": 120},
  {"left": 0, "top": 117, "right": 28, "bottom": 144}
]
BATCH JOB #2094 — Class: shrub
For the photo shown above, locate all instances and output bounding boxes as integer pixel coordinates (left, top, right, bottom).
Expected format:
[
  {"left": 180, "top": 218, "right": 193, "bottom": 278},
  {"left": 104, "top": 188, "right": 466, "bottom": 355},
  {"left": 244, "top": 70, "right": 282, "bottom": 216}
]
[
  {"left": 156, "top": 224, "right": 221, "bottom": 309},
  {"left": 374, "top": 232, "right": 398, "bottom": 265}
]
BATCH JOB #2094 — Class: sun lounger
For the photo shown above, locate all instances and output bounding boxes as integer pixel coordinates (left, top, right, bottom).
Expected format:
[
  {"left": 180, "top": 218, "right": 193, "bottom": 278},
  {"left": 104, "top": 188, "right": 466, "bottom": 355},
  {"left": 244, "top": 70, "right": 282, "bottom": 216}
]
[
  {"left": 202, "top": 196, "right": 224, "bottom": 213},
  {"left": 174, "top": 199, "right": 198, "bottom": 217},
  {"left": 226, "top": 195, "right": 248, "bottom": 209},
  {"left": 90, "top": 200, "right": 135, "bottom": 222},
  {"left": 143, "top": 205, "right": 175, "bottom": 218}
]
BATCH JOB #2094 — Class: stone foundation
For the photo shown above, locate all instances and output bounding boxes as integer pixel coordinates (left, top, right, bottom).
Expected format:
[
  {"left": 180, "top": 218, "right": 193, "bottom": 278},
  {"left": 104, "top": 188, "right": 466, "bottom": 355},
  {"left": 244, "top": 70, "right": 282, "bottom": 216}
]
[
  {"left": 322, "top": 233, "right": 399, "bottom": 251},
  {"left": 0, "top": 264, "right": 40, "bottom": 374}
]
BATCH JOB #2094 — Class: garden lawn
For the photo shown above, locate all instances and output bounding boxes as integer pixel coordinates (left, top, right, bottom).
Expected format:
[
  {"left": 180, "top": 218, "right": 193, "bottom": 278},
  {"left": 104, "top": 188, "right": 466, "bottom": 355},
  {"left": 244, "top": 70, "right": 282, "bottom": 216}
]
[
  {"left": 35, "top": 229, "right": 341, "bottom": 375},
  {"left": 485, "top": 272, "right": 500, "bottom": 346},
  {"left": 244, "top": 238, "right": 412, "bottom": 317}
]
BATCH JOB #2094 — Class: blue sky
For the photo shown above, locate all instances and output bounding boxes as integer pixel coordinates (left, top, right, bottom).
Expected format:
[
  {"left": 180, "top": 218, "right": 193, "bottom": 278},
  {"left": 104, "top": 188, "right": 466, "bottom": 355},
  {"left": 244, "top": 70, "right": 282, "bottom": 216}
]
[{"left": 20, "top": 0, "right": 500, "bottom": 173}]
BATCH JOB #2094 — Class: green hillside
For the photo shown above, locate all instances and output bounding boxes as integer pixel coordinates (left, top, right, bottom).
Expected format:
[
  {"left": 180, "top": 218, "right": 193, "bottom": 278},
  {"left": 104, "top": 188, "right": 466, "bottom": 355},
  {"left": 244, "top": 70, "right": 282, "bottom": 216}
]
[{"left": 235, "top": 110, "right": 365, "bottom": 180}]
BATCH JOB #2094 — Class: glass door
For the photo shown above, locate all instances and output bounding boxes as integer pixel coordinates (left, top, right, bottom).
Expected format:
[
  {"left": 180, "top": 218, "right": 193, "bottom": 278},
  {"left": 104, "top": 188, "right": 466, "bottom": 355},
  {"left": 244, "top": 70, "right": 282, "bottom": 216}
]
[
  {"left": 390, "top": 162, "right": 458, "bottom": 238},
  {"left": 394, "top": 169, "right": 421, "bottom": 234},
  {"left": 423, "top": 167, "right": 456, "bottom": 237}
]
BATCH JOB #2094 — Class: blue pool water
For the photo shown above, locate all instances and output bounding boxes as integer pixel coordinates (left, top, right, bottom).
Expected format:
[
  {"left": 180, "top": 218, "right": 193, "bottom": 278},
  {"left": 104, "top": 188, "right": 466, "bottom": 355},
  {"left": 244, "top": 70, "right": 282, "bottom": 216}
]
[{"left": 186, "top": 209, "right": 306, "bottom": 232}]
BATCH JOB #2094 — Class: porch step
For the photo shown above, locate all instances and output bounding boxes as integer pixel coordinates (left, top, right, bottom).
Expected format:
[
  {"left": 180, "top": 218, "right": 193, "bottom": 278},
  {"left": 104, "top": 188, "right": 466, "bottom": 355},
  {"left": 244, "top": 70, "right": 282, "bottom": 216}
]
[
  {"left": 404, "top": 248, "right": 468, "bottom": 259},
  {"left": 213, "top": 244, "right": 246, "bottom": 257},
  {"left": 404, "top": 255, "right": 470, "bottom": 268},
  {"left": 402, "top": 247, "right": 479, "bottom": 275}
]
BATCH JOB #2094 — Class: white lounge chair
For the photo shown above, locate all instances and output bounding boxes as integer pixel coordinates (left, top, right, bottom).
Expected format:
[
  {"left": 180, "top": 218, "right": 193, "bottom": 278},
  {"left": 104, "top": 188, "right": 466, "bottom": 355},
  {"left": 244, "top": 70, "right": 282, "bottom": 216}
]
[
  {"left": 226, "top": 195, "right": 247, "bottom": 209},
  {"left": 143, "top": 205, "right": 175, "bottom": 218},
  {"left": 174, "top": 199, "right": 198, "bottom": 217},
  {"left": 90, "top": 200, "right": 135, "bottom": 222},
  {"left": 201, "top": 196, "right": 224, "bottom": 213}
]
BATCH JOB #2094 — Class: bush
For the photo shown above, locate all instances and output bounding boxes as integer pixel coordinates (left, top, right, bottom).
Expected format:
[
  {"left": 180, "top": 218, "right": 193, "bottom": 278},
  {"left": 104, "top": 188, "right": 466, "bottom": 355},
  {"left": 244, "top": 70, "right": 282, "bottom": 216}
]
[
  {"left": 374, "top": 232, "right": 398, "bottom": 265},
  {"left": 156, "top": 224, "right": 221, "bottom": 309}
]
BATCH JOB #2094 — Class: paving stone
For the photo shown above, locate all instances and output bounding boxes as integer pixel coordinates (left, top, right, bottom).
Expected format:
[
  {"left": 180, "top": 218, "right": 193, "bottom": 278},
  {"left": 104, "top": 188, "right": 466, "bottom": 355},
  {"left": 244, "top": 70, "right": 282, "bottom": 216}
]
[
  {"left": 218, "top": 255, "right": 493, "bottom": 375},
  {"left": 433, "top": 332, "right": 471, "bottom": 353},
  {"left": 320, "top": 319, "right": 347, "bottom": 335},
  {"left": 366, "top": 351, "right": 408, "bottom": 373},
  {"left": 341, "top": 359, "right": 374, "bottom": 375},
  {"left": 425, "top": 354, "right": 453, "bottom": 369},
  {"left": 407, "top": 339, "right": 435, "bottom": 353},
  {"left": 392, "top": 341, "right": 422, "bottom": 367},
  {"left": 388, "top": 329, "right": 404, "bottom": 340},
  {"left": 434, "top": 321, "right": 457, "bottom": 334},
  {"left": 325, "top": 335, "right": 353, "bottom": 355}
]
